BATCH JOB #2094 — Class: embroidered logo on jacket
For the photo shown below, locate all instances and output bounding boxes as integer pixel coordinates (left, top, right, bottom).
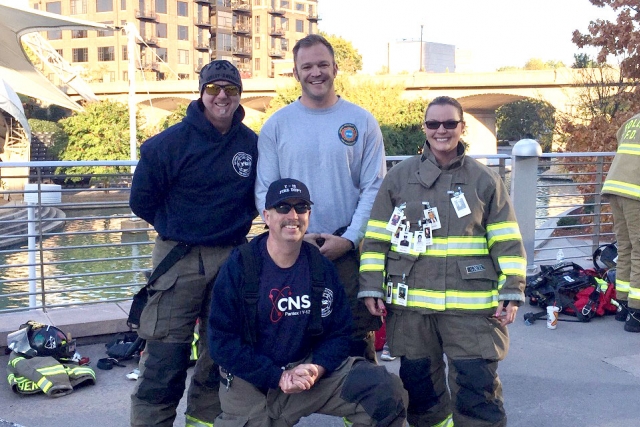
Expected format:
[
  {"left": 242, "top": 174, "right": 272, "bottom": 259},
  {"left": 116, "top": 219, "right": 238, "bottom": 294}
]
[
  {"left": 321, "top": 288, "right": 334, "bottom": 317},
  {"left": 338, "top": 123, "right": 358, "bottom": 146},
  {"left": 232, "top": 152, "right": 252, "bottom": 177},
  {"left": 466, "top": 264, "right": 486, "bottom": 274}
]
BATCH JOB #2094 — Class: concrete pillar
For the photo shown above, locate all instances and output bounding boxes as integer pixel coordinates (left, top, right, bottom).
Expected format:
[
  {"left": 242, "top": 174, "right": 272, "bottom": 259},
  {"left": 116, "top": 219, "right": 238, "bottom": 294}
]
[
  {"left": 510, "top": 139, "right": 542, "bottom": 270},
  {"left": 465, "top": 111, "right": 497, "bottom": 155}
]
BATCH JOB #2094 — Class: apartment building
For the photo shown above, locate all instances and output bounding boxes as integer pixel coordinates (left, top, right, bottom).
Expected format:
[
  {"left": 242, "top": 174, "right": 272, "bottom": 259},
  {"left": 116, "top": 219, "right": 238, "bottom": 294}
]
[{"left": 32, "top": 0, "right": 318, "bottom": 82}]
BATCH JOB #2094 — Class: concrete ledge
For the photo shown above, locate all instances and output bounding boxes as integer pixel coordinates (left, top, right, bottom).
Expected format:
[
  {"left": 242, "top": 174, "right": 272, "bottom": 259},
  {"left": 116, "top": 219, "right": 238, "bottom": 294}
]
[{"left": 1, "top": 302, "right": 131, "bottom": 349}]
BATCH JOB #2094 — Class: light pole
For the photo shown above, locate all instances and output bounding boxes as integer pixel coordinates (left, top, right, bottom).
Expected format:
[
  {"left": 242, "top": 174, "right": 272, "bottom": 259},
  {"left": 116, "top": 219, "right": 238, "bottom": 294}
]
[{"left": 419, "top": 24, "right": 424, "bottom": 72}]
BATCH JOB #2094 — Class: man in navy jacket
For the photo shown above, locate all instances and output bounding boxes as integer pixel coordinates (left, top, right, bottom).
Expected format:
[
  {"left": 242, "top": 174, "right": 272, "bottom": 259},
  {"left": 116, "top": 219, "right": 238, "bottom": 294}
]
[
  {"left": 208, "top": 178, "right": 407, "bottom": 426},
  {"left": 130, "top": 60, "right": 257, "bottom": 427}
]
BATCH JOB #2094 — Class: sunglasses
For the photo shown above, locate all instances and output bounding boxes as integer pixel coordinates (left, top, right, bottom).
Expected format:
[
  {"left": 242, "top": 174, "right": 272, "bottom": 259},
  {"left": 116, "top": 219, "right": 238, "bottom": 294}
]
[
  {"left": 424, "top": 120, "right": 462, "bottom": 130},
  {"left": 204, "top": 83, "right": 240, "bottom": 97},
  {"left": 273, "top": 202, "right": 311, "bottom": 214}
]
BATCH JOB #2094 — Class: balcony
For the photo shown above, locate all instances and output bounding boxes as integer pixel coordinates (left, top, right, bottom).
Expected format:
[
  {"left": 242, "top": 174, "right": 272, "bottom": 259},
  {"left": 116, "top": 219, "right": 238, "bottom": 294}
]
[
  {"left": 194, "top": 40, "right": 211, "bottom": 51},
  {"left": 269, "top": 27, "right": 285, "bottom": 37},
  {"left": 194, "top": 17, "right": 211, "bottom": 27},
  {"left": 268, "top": 49, "right": 284, "bottom": 58},
  {"left": 307, "top": 12, "right": 318, "bottom": 21},
  {"left": 140, "top": 61, "right": 159, "bottom": 71},
  {"left": 231, "top": 0, "right": 251, "bottom": 13},
  {"left": 136, "top": 36, "right": 158, "bottom": 46},
  {"left": 135, "top": 9, "right": 157, "bottom": 21},
  {"left": 232, "top": 46, "right": 252, "bottom": 57},
  {"left": 233, "top": 24, "right": 251, "bottom": 35},
  {"left": 268, "top": 7, "right": 286, "bottom": 16},
  {"left": 194, "top": 0, "right": 214, "bottom": 4}
]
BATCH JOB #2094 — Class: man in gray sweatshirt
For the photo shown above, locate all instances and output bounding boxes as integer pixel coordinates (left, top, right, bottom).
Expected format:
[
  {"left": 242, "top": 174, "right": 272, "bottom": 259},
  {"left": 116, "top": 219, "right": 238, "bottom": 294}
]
[{"left": 255, "top": 34, "right": 386, "bottom": 361}]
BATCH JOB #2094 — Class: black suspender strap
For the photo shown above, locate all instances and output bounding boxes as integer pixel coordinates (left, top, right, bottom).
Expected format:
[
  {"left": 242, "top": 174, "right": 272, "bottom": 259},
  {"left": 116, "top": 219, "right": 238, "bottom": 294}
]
[
  {"left": 148, "top": 242, "right": 192, "bottom": 286},
  {"left": 306, "top": 243, "right": 325, "bottom": 337},
  {"left": 239, "top": 242, "right": 260, "bottom": 345}
]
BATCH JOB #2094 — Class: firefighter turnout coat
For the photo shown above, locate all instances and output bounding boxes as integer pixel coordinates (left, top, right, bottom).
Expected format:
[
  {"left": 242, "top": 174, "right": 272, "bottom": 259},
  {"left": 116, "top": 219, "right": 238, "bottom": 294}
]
[
  {"left": 359, "top": 142, "right": 526, "bottom": 315},
  {"left": 7, "top": 352, "right": 96, "bottom": 397},
  {"left": 602, "top": 113, "right": 640, "bottom": 202}
]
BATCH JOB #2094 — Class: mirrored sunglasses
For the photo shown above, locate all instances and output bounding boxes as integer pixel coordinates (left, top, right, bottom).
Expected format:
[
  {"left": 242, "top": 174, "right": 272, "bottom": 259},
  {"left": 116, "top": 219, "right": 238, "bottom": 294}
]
[
  {"left": 424, "top": 120, "right": 462, "bottom": 130},
  {"left": 204, "top": 83, "right": 240, "bottom": 97},
  {"left": 274, "top": 203, "right": 311, "bottom": 214}
]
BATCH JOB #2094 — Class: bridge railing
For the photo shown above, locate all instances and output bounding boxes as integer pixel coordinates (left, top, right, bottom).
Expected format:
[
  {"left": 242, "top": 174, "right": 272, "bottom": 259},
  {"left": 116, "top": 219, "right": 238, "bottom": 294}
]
[{"left": 0, "top": 152, "right": 614, "bottom": 313}]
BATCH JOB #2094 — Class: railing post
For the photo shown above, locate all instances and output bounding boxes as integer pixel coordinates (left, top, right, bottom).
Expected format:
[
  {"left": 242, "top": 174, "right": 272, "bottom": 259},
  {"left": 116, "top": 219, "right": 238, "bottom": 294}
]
[
  {"left": 510, "top": 139, "right": 542, "bottom": 271},
  {"left": 592, "top": 156, "right": 604, "bottom": 253}
]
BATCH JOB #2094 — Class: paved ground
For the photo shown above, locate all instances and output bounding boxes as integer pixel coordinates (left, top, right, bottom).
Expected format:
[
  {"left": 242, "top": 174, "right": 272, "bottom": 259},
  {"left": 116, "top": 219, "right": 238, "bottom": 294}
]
[{"left": 2, "top": 310, "right": 639, "bottom": 427}]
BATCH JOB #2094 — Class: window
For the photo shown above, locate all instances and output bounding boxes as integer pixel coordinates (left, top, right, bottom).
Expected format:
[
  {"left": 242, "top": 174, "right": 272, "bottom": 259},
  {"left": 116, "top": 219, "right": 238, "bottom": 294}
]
[
  {"left": 177, "top": 25, "right": 188, "bottom": 40},
  {"left": 46, "top": 2, "right": 62, "bottom": 38},
  {"left": 281, "top": 17, "right": 288, "bottom": 31},
  {"left": 295, "top": 19, "right": 303, "bottom": 32},
  {"left": 98, "top": 22, "right": 114, "bottom": 37},
  {"left": 281, "top": 38, "right": 288, "bottom": 51},
  {"left": 254, "top": 0, "right": 260, "bottom": 5},
  {"left": 72, "top": 48, "right": 89, "bottom": 62},
  {"left": 280, "top": 0, "right": 289, "bottom": 8},
  {"left": 177, "top": 1, "right": 188, "bottom": 16},
  {"left": 123, "top": 71, "right": 128, "bottom": 81},
  {"left": 122, "top": 45, "right": 128, "bottom": 60},
  {"left": 217, "top": 34, "right": 232, "bottom": 52},
  {"left": 55, "top": 49, "right": 63, "bottom": 56},
  {"left": 217, "top": 11, "right": 233, "bottom": 29},
  {"left": 295, "top": 2, "right": 303, "bottom": 11},
  {"left": 70, "top": 0, "right": 87, "bottom": 14},
  {"left": 255, "top": 15, "right": 260, "bottom": 32},
  {"left": 156, "top": 47, "right": 167, "bottom": 61},
  {"left": 96, "top": 0, "right": 113, "bottom": 12},
  {"left": 254, "top": 36, "right": 260, "bottom": 49},
  {"left": 178, "top": 73, "right": 189, "bottom": 80},
  {"left": 121, "top": 0, "right": 126, "bottom": 10},
  {"left": 178, "top": 49, "right": 189, "bottom": 64},
  {"left": 156, "top": 23, "right": 167, "bottom": 38},
  {"left": 155, "top": 0, "right": 167, "bottom": 14},
  {"left": 255, "top": 57, "right": 260, "bottom": 70},
  {"left": 98, "top": 46, "right": 115, "bottom": 61},
  {"left": 72, "top": 30, "right": 88, "bottom": 38}
]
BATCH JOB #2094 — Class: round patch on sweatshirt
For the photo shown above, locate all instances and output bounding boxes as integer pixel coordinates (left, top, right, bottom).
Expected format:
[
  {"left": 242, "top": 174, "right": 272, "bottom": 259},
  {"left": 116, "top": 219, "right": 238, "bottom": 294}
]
[
  {"left": 232, "top": 152, "right": 252, "bottom": 177},
  {"left": 321, "top": 288, "right": 334, "bottom": 318},
  {"left": 338, "top": 123, "right": 358, "bottom": 146}
]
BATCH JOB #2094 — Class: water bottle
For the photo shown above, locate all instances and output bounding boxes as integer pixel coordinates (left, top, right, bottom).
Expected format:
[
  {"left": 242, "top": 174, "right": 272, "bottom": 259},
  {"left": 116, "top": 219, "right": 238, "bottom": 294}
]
[{"left": 556, "top": 249, "right": 565, "bottom": 263}]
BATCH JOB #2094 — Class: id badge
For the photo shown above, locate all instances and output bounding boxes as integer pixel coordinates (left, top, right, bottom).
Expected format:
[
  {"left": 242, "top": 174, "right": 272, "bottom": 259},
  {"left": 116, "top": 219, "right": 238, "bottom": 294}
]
[
  {"left": 391, "top": 224, "right": 404, "bottom": 245},
  {"left": 397, "top": 231, "right": 412, "bottom": 254},
  {"left": 423, "top": 207, "right": 442, "bottom": 230},
  {"left": 451, "top": 193, "right": 471, "bottom": 218},
  {"left": 386, "top": 207, "right": 404, "bottom": 232},
  {"left": 397, "top": 283, "right": 408, "bottom": 307},
  {"left": 386, "top": 280, "right": 393, "bottom": 304}
]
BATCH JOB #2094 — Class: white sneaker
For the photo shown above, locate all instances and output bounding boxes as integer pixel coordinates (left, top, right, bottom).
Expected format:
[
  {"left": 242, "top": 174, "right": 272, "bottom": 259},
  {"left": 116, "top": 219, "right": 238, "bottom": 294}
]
[{"left": 380, "top": 344, "right": 396, "bottom": 361}]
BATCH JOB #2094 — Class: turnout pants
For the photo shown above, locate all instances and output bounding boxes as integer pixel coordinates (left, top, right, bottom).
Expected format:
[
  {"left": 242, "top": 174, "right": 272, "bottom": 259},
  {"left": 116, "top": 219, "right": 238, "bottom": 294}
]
[
  {"left": 609, "top": 195, "right": 640, "bottom": 309},
  {"left": 333, "top": 250, "right": 381, "bottom": 362},
  {"left": 214, "top": 357, "right": 408, "bottom": 427},
  {"left": 386, "top": 310, "right": 509, "bottom": 427},
  {"left": 131, "top": 237, "right": 234, "bottom": 427}
]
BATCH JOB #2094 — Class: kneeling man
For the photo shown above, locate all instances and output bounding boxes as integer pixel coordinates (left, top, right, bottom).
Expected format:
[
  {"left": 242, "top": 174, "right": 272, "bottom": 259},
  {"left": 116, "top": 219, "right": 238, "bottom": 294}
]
[{"left": 208, "top": 178, "right": 407, "bottom": 426}]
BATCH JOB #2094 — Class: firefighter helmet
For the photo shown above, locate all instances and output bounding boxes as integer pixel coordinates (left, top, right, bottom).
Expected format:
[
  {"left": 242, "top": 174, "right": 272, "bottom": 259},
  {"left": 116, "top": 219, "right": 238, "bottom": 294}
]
[{"left": 26, "top": 323, "right": 76, "bottom": 360}]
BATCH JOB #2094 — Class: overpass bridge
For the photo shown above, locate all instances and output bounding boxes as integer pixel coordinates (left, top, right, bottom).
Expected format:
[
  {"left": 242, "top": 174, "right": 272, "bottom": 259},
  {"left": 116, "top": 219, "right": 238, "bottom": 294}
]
[{"left": 72, "top": 68, "right": 596, "bottom": 154}]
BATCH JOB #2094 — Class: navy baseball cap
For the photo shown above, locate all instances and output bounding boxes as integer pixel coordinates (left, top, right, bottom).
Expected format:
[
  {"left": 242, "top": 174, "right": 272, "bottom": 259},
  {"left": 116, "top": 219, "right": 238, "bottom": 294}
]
[{"left": 265, "top": 178, "right": 313, "bottom": 209}]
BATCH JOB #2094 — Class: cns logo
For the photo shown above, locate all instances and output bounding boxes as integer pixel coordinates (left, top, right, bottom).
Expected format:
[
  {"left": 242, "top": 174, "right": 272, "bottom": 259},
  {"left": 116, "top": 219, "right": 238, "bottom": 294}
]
[{"left": 232, "top": 152, "right": 252, "bottom": 177}]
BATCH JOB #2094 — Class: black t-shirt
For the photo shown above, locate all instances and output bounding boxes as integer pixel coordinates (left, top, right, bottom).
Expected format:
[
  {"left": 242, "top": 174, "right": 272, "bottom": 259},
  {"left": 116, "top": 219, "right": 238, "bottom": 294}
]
[{"left": 256, "top": 239, "right": 312, "bottom": 368}]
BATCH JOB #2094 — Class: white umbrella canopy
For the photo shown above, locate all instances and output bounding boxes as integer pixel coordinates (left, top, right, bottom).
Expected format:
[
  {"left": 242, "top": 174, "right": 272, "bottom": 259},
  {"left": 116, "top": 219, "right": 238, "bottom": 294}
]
[
  {"left": 0, "top": 1, "right": 111, "bottom": 111},
  {"left": 0, "top": 76, "right": 29, "bottom": 137}
]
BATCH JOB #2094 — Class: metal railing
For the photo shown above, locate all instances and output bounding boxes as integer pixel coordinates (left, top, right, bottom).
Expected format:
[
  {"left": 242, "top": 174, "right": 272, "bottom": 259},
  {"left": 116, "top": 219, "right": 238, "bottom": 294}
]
[{"left": 0, "top": 150, "right": 614, "bottom": 313}]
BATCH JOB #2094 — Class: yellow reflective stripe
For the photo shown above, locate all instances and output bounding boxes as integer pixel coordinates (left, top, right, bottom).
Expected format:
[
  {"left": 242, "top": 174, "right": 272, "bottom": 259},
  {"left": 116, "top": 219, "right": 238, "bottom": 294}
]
[
  {"left": 364, "top": 220, "right": 392, "bottom": 241},
  {"left": 498, "top": 274, "right": 506, "bottom": 290},
  {"left": 602, "top": 180, "right": 640, "bottom": 198},
  {"left": 486, "top": 221, "right": 522, "bottom": 248},
  {"left": 389, "top": 236, "right": 489, "bottom": 257},
  {"left": 498, "top": 256, "right": 527, "bottom": 277},
  {"left": 617, "top": 279, "right": 630, "bottom": 293},
  {"left": 10, "top": 357, "right": 26, "bottom": 367},
  {"left": 397, "top": 288, "right": 499, "bottom": 310},
  {"left": 65, "top": 366, "right": 96, "bottom": 379},
  {"left": 359, "top": 252, "right": 386, "bottom": 272},
  {"left": 36, "top": 377, "right": 53, "bottom": 393},
  {"left": 185, "top": 414, "right": 213, "bottom": 427},
  {"left": 629, "top": 286, "right": 640, "bottom": 300},
  {"left": 433, "top": 414, "right": 454, "bottom": 427},
  {"left": 618, "top": 143, "right": 640, "bottom": 155},
  {"left": 37, "top": 365, "right": 67, "bottom": 376}
]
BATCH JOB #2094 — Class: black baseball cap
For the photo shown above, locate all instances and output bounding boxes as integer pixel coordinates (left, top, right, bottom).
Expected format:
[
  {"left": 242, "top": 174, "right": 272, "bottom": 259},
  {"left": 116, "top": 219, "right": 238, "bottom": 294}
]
[{"left": 265, "top": 178, "right": 313, "bottom": 209}]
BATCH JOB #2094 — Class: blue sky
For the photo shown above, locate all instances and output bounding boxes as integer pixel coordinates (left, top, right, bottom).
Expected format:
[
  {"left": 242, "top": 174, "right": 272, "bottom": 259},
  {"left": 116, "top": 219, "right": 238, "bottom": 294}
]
[{"left": 317, "top": 0, "right": 617, "bottom": 73}]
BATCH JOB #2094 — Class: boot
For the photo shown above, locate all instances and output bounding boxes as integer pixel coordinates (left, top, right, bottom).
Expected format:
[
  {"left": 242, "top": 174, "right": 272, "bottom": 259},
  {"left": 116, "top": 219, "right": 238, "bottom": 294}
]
[
  {"left": 615, "top": 300, "right": 629, "bottom": 322},
  {"left": 624, "top": 308, "right": 640, "bottom": 333}
]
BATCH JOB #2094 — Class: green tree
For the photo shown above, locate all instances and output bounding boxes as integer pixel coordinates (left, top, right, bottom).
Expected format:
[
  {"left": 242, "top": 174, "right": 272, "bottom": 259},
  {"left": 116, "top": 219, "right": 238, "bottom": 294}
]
[
  {"left": 572, "top": 53, "right": 597, "bottom": 68},
  {"left": 320, "top": 32, "right": 363, "bottom": 75},
  {"left": 158, "top": 103, "right": 188, "bottom": 130},
  {"left": 496, "top": 99, "right": 556, "bottom": 152},
  {"left": 56, "top": 100, "right": 145, "bottom": 179}
]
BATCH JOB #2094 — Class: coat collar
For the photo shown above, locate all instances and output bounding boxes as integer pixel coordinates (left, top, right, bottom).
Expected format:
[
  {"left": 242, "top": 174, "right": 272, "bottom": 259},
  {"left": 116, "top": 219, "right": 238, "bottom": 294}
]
[{"left": 410, "top": 141, "right": 468, "bottom": 188}]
